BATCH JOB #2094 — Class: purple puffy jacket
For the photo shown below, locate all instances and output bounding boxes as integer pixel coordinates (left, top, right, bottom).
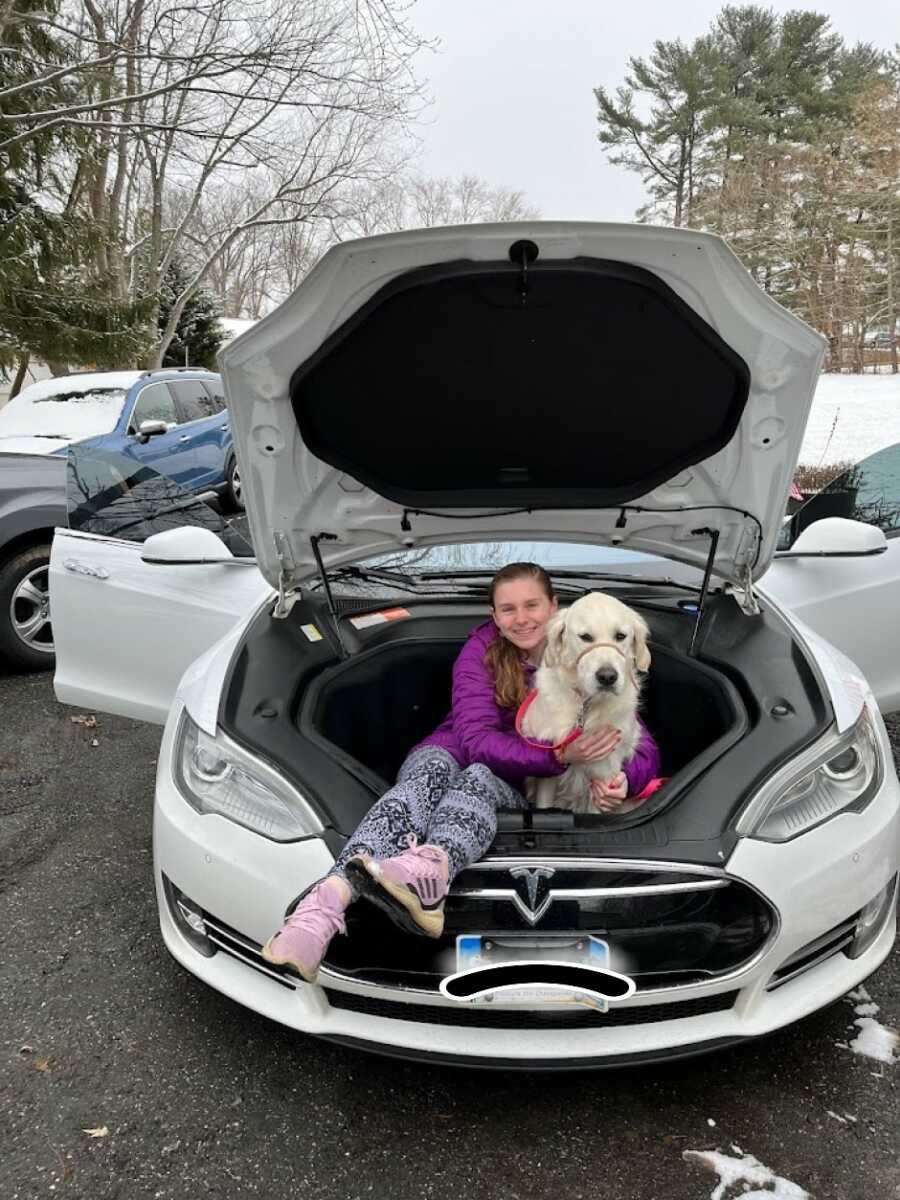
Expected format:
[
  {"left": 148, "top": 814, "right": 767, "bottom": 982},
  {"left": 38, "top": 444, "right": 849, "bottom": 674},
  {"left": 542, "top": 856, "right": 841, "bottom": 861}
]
[{"left": 416, "top": 620, "right": 660, "bottom": 793}]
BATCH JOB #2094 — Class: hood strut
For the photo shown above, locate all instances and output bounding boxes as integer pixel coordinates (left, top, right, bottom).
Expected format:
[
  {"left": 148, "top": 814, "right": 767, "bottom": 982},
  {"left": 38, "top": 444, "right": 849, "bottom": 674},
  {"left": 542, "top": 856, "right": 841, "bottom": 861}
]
[
  {"left": 310, "top": 534, "right": 349, "bottom": 660},
  {"left": 688, "top": 527, "right": 720, "bottom": 657}
]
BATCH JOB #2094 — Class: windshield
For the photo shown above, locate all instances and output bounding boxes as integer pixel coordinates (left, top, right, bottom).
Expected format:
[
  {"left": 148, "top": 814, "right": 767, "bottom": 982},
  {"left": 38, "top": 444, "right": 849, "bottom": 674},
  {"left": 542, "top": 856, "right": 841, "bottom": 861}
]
[
  {"left": 66, "top": 443, "right": 254, "bottom": 557},
  {"left": 320, "top": 540, "right": 701, "bottom": 597},
  {"left": 0, "top": 375, "right": 135, "bottom": 440}
]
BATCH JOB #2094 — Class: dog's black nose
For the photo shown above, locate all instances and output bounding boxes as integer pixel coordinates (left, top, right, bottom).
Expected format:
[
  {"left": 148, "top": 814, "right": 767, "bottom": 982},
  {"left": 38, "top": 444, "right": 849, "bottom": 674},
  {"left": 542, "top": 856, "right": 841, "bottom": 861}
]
[{"left": 595, "top": 667, "right": 618, "bottom": 688}]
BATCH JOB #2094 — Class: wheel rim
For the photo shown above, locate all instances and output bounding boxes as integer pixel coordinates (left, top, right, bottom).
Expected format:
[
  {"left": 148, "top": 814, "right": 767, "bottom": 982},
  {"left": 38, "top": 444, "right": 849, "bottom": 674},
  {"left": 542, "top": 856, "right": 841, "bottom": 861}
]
[
  {"left": 231, "top": 462, "right": 242, "bottom": 504},
  {"left": 11, "top": 563, "right": 54, "bottom": 654}
]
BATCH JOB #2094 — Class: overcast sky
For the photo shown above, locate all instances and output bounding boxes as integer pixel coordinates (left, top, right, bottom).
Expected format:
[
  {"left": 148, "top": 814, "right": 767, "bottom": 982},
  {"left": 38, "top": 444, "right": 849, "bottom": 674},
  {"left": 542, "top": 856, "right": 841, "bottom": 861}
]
[{"left": 409, "top": 1, "right": 900, "bottom": 221}]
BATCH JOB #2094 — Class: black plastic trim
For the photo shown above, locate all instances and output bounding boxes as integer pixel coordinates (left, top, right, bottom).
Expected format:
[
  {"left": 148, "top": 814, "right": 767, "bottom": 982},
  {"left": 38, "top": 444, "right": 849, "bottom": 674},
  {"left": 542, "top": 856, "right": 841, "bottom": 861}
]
[{"left": 316, "top": 1031, "right": 754, "bottom": 1072}]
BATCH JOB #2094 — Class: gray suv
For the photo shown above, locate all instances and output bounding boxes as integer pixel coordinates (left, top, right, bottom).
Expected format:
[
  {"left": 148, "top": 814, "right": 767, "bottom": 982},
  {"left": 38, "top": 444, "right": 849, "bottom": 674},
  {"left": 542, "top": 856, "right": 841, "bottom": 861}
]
[{"left": 0, "top": 452, "right": 65, "bottom": 670}]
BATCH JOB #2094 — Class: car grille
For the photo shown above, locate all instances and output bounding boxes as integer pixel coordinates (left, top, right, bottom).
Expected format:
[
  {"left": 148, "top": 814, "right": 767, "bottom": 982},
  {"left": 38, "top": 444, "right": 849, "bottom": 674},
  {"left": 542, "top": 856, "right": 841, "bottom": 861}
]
[
  {"left": 202, "top": 911, "right": 299, "bottom": 989},
  {"left": 326, "top": 859, "right": 776, "bottom": 992},
  {"left": 165, "top": 883, "right": 740, "bottom": 1029},
  {"left": 162, "top": 867, "right": 769, "bottom": 1026},
  {"left": 766, "top": 912, "right": 860, "bottom": 991},
  {"left": 321, "top": 988, "right": 738, "bottom": 1030}
]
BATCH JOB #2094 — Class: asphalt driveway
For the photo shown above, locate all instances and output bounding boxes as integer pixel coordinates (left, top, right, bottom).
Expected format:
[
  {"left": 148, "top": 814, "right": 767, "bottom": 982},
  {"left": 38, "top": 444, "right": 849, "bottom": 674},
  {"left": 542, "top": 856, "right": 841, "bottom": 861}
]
[{"left": 2, "top": 666, "right": 899, "bottom": 1200}]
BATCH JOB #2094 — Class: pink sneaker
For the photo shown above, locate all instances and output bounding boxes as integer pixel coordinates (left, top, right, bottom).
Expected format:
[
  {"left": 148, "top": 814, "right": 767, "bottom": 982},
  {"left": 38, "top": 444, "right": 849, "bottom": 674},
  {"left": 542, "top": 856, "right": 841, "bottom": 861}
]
[
  {"left": 261, "top": 878, "right": 347, "bottom": 982},
  {"left": 345, "top": 839, "right": 449, "bottom": 938}
]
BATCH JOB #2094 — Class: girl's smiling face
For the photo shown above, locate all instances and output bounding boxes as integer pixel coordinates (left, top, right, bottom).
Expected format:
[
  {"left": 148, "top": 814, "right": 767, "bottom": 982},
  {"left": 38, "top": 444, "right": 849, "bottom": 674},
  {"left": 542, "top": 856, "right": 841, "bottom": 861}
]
[{"left": 492, "top": 578, "right": 558, "bottom": 656}]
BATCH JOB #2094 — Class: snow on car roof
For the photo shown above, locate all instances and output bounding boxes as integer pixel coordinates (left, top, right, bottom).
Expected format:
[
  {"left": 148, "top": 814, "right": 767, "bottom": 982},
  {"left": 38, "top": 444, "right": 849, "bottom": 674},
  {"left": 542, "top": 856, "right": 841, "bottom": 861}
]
[
  {"left": 13, "top": 371, "right": 145, "bottom": 402},
  {"left": 0, "top": 371, "right": 144, "bottom": 442}
]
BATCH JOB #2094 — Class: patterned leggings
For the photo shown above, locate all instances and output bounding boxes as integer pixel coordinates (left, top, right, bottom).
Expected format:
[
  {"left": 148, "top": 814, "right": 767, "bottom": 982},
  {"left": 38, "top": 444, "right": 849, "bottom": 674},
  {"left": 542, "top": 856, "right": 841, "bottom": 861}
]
[{"left": 329, "top": 746, "right": 527, "bottom": 885}]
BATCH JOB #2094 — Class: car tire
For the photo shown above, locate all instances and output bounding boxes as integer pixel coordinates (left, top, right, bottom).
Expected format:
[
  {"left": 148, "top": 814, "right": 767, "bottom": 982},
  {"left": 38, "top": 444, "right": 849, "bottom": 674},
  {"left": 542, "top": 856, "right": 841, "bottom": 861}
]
[
  {"left": 224, "top": 455, "right": 244, "bottom": 512},
  {"left": 0, "top": 544, "right": 55, "bottom": 672}
]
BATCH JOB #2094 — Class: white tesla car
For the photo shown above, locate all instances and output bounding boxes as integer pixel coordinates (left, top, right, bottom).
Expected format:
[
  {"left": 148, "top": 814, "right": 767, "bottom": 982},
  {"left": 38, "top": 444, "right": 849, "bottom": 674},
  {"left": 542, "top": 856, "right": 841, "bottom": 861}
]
[{"left": 50, "top": 223, "right": 900, "bottom": 1068}]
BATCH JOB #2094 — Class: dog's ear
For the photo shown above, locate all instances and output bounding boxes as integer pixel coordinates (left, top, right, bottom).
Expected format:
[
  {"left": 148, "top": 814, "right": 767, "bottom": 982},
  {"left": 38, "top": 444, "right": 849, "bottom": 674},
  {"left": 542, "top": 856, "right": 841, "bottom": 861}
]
[
  {"left": 542, "top": 610, "right": 568, "bottom": 667},
  {"left": 632, "top": 613, "right": 651, "bottom": 672}
]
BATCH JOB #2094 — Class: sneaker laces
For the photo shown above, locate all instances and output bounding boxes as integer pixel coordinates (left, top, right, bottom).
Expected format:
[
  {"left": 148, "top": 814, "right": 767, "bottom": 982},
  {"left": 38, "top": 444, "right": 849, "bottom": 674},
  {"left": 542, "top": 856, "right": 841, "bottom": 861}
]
[
  {"left": 281, "top": 880, "right": 347, "bottom": 940},
  {"left": 401, "top": 833, "right": 447, "bottom": 867}
]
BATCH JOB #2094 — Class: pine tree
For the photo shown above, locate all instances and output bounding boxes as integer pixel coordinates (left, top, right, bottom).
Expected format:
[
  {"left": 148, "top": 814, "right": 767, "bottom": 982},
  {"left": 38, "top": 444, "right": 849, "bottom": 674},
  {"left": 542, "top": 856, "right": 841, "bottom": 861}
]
[
  {"left": 0, "top": 0, "right": 153, "bottom": 377},
  {"left": 595, "top": 35, "right": 723, "bottom": 227},
  {"left": 157, "top": 264, "right": 225, "bottom": 369}
]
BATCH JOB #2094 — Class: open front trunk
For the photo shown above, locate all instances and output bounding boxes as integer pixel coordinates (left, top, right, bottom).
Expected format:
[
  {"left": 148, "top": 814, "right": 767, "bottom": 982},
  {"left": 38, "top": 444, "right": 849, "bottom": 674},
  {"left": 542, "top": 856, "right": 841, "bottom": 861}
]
[
  {"left": 222, "top": 587, "right": 830, "bottom": 856},
  {"left": 305, "top": 631, "right": 743, "bottom": 803},
  {"left": 299, "top": 620, "right": 777, "bottom": 997}
]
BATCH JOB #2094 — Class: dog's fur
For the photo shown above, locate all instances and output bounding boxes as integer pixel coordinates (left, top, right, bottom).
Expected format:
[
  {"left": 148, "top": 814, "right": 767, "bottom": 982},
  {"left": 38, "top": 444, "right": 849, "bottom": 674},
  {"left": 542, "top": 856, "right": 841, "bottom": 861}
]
[{"left": 520, "top": 592, "right": 650, "bottom": 815}]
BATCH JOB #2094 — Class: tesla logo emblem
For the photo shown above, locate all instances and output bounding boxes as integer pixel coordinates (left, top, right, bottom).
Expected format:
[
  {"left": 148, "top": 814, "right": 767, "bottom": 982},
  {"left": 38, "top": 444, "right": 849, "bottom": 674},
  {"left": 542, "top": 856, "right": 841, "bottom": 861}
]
[{"left": 509, "top": 866, "right": 556, "bottom": 925}]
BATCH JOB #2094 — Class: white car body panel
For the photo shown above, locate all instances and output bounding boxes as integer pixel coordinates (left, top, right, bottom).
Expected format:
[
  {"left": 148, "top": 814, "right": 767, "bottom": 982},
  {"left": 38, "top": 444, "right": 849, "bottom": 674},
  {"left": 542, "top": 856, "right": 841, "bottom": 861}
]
[
  {"left": 153, "top": 693, "right": 900, "bottom": 1061},
  {"left": 219, "top": 222, "right": 826, "bottom": 589},
  {"left": 50, "top": 528, "right": 272, "bottom": 723},
  {"left": 762, "top": 534, "right": 900, "bottom": 714}
]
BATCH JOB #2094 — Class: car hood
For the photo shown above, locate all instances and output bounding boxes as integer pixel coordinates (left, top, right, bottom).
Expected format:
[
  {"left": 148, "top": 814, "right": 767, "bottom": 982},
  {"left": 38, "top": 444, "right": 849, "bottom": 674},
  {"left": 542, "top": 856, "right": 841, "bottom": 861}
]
[{"left": 218, "top": 222, "right": 826, "bottom": 592}]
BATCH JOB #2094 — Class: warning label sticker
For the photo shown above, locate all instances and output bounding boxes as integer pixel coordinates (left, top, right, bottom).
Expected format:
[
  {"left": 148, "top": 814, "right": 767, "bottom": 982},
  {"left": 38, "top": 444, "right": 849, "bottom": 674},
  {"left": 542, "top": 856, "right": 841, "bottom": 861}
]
[{"left": 348, "top": 607, "right": 411, "bottom": 630}]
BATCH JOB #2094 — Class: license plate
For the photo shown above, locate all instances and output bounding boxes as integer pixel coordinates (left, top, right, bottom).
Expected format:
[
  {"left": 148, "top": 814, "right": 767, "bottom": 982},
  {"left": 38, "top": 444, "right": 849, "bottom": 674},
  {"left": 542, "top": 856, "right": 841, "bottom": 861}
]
[{"left": 454, "top": 934, "right": 611, "bottom": 1011}]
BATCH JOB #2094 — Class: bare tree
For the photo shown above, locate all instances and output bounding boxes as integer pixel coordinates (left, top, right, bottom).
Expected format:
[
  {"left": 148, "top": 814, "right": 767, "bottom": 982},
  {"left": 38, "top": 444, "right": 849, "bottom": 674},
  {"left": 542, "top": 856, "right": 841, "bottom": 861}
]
[
  {"left": 10, "top": 0, "right": 429, "bottom": 366},
  {"left": 331, "top": 171, "right": 540, "bottom": 241},
  {"left": 183, "top": 171, "right": 540, "bottom": 320}
]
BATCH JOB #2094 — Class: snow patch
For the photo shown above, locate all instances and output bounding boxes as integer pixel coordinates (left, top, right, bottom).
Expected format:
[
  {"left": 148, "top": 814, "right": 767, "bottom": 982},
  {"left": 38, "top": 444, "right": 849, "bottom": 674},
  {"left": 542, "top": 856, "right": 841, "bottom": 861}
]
[
  {"left": 850, "top": 1017, "right": 900, "bottom": 1065},
  {"left": 0, "top": 435, "right": 70, "bottom": 456},
  {"left": 800, "top": 374, "right": 900, "bottom": 467},
  {"left": 221, "top": 318, "right": 257, "bottom": 341},
  {"left": 683, "top": 1148, "right": 810, "bottom": 1199},
  {"left": 14, "top": 371, "right": 143, "bottom": 402},
  {"left": 854, "top": 1002, "right": 880, "bottom": 1017},
  {"left": 0, "top": 372, "right": 141, "bottom": 441},
  {"left": 842, "top": 988, "right": 900, "bottom": 1066}
]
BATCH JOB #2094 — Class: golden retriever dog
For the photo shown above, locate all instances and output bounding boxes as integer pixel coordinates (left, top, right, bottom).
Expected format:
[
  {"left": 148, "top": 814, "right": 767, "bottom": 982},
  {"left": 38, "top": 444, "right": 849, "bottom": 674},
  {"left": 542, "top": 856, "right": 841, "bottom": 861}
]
[{"left": 520, "top": 592, "right": 650, "bottom": 815}]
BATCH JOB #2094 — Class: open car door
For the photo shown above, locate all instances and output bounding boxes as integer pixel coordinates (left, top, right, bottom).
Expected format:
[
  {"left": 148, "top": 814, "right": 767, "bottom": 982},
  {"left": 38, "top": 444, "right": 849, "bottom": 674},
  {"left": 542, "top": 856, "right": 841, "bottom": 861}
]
[
  {"left": 761, "top": 443, "right": 900, "bottom": 713},
  {"left": 51, "top": 446, "right": 271, "bottom": 723}
]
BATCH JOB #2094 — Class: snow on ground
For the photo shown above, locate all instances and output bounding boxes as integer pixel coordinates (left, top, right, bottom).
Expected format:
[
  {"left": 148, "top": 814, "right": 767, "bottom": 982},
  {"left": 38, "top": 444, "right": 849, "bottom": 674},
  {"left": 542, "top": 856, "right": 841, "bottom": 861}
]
[
  {"left": 683, "top": 1146, "right": 810, "bottom": 1199},
  {"left": 843, "top": 986, "right": 900, "bottom": 1066},
  {"left": 799, "top": 374, "right": 900, "bottom": 468}
]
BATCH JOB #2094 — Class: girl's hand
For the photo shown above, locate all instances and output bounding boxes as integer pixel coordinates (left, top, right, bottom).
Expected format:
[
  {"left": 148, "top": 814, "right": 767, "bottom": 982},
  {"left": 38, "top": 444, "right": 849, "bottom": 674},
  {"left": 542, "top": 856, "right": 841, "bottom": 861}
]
[
  {"left": 590, "top": 773, "right": 628, "bottom": 812},
  {"left": 556, "top": 726, "right": 621, "bottom": 765}
]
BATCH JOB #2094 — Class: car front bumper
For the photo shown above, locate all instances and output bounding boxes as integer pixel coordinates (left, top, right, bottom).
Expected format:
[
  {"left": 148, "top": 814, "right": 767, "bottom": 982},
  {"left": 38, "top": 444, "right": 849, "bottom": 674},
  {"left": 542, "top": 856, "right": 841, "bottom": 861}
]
[{"left": 153, "top": 706, "right": 900, "bottom": 1068}]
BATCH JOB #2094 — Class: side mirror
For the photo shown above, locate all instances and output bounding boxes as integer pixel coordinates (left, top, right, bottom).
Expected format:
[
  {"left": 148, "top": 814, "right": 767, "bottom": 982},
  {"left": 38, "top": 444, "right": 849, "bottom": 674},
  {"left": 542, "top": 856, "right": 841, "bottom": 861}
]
[
  {"left": 141, "top": 526, "right": 234, "bottom": 565},
  {"left": 136, "top": 419, "right": 169, "bottom": 444},
  {"left": 776, "top": 516, "right": 888, "bottom": 558}
]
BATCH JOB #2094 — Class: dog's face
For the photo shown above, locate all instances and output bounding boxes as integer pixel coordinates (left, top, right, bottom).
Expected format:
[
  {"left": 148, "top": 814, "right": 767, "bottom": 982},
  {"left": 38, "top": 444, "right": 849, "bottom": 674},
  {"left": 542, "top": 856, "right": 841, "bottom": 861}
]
[{"left": 542, "top": 592, "right": 651, "bottom": 699}]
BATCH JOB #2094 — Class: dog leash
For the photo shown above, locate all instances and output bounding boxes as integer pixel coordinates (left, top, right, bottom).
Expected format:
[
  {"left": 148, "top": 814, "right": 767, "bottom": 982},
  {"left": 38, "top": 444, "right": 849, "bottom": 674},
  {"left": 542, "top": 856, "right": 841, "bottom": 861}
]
[{"left": 515, "top": 689, "right": 589, "bottom": 751}]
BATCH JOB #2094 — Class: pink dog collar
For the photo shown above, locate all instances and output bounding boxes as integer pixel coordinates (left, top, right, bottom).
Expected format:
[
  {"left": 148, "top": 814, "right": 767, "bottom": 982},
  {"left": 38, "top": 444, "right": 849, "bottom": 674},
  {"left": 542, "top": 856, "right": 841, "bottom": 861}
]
[{"left": 515, "top": 690, "right": 584, "bottom": 752}]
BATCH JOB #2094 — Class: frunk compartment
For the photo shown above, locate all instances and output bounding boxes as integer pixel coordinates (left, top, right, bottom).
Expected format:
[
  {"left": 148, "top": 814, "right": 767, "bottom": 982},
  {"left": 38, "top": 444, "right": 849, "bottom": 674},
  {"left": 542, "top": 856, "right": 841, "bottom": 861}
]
[{"left": 303, "top": 618, "right": 745, "bottom": 792}]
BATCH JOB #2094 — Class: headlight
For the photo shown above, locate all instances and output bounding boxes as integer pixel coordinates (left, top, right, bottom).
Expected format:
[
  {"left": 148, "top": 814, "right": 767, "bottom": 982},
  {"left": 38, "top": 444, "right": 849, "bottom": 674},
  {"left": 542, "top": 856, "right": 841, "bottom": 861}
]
[
  {"left": 738, "top": 707, "right": 883, "bottom": 843},
  {"left": 174, "top": 711, "right": 321, "bottom": 841}
]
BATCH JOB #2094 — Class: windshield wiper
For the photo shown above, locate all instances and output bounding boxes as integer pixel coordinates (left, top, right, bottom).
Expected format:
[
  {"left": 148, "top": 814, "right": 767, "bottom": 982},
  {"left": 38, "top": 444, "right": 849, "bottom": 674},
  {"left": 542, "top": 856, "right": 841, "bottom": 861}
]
[
  {"left": 326, "top": 564, "right": 420, "bottom": 587},
  {"left": 419, "top": 567, "right": 701, "bottom": 592},
  {"left": 318, "top": 566, "right": 495, "bottom": 595},
  {"left": 544, "top": 569, "right": 701, "bottom": 592}
]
